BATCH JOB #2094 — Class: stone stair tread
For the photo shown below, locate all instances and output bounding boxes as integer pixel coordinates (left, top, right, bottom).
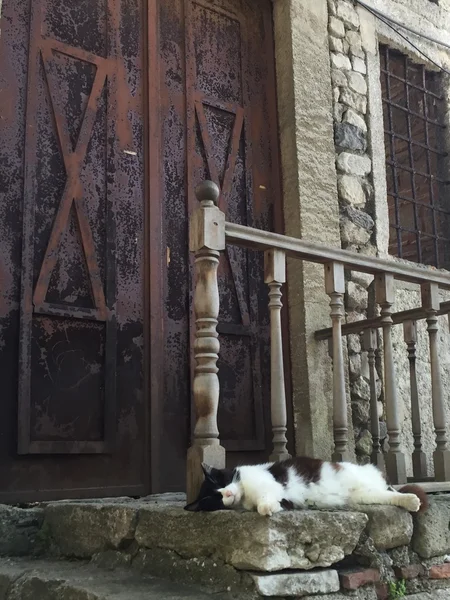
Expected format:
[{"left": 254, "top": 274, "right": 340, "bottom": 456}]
[{"left": 0, "top": 557, "right": 224, "bottom": 599}]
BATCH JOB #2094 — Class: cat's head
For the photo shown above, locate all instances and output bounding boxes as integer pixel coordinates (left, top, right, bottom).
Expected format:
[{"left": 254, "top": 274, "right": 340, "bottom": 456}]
[{"left": 184, "top": 463, "right": 234, "bottom": 512}]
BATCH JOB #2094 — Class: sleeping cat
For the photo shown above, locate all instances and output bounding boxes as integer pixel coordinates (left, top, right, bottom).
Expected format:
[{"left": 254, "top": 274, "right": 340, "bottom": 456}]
[{"left": 184, "top": 457, "right": 428, "bottom": 515}]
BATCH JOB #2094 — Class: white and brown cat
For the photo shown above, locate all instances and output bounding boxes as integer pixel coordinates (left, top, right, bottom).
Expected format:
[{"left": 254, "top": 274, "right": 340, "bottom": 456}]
[{"left": 184, "top": 457, "right": 428, "bottom": 515}]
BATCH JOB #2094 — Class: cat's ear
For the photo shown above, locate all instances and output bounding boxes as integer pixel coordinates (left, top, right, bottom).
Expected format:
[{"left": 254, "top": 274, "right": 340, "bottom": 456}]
[
  {"left": 201, "top": 463, "right": 214, "bottom": 478},
  {"left": 184, "top": 499, "right": 201, "bottom": 512}
]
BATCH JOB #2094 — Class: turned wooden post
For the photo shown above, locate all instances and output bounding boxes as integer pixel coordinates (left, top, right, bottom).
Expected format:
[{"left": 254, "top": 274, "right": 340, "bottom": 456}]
[
  {"left": 186, "top": 180, "right": 226, "bottom": 502},
  {"left": 375, "top": 273, "right": 406, "bottom": 484},
  {"left": 362, "top": 329, "right": 384, "bottom": 471},
  {"left": 421, "top": 283, "right": 450, "bottom": 481},
  {"left": 264, "top": 249, "right": 291, "bottom": 462},
  {"left": 403, "top": 320, "right": 428, "bottom": 480},
  {"left": 325, "top": 262, "right": 350, "bottom": 462}
]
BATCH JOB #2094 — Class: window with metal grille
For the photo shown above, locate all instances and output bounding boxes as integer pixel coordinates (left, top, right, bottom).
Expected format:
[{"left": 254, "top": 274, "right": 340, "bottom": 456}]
[{"left": 380, "top": 44, "right": 450, "bottom": 269}]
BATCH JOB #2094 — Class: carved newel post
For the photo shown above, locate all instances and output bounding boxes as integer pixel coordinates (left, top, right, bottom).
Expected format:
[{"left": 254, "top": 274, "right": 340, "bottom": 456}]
[{"left": 186, "top": 180, "right": 226, "bottom": 502}]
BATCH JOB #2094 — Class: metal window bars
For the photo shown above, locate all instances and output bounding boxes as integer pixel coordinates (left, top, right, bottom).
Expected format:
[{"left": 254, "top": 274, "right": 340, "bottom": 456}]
[{"left": 380, "top": 44, "right": 450, "bottom": 269}]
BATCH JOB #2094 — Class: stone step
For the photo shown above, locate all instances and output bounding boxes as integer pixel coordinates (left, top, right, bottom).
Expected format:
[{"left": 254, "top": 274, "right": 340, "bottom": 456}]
[
  {"left": 4, "top": 493, "right": 449, "bottom": 598},
  {"left": 0, "top": 557, "right": 228, "bottom": 600}
]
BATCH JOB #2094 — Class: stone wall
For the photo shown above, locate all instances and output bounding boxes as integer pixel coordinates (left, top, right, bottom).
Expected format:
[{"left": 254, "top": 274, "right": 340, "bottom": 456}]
[
  {"left": 326, "top": 0, "right": 450, "bottom": 474},
  {"left": 327, "top": 0, "right": 379, "bottom": 465}
]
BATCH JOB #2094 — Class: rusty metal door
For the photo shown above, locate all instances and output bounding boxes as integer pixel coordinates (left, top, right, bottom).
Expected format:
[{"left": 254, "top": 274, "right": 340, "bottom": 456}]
[
  {"left": 157, "top": 0, "right": 292, "bottom": 491},
  {"left": 0, "top": 0, "right": 148, "bottom": 501}
]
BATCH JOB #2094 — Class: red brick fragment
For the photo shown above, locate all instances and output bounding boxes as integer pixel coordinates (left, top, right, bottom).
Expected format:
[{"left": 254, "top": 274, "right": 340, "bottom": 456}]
[
  {"left": 429, "top": 563, "right": 450, "bottom": 579},
  {"left": 375, "top": 582, "right": 388, "bottom": 600},
  {"left": 394, "top": 564, "right": 423, "bottom": 580},
  {"left": 339, "top": 568, "right": 380, "bottom": 590}
]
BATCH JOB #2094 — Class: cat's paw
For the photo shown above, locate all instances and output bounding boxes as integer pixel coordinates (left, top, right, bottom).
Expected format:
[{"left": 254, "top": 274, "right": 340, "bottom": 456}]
[
  {"left": 257, "top": 500, "right": 282, "bottom": 517},
  {"left": 402, "top": 494, "right": 421, "bottom": 512}
]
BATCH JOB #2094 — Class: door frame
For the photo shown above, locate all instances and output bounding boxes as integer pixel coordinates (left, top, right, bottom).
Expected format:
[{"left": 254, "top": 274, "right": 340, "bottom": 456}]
[{"left": 145, "top": 0, "right": 164, "bottom": 493}]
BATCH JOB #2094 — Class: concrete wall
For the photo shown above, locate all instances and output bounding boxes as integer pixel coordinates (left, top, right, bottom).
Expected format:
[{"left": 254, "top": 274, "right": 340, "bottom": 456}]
[{"left": 273, "top": 0, "right": 450, "bottom": 473}]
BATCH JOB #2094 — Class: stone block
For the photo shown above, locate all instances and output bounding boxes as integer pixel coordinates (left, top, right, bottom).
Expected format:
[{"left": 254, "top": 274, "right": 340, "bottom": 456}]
[
  {"left": 331, "top": 68, "right": 348, "bottom": 88},
  {"left": 394, "top": 564, "right": 424, "bottom": 579},
  {"left": 340, "top": 88, "right": 367, "bottom": 113},
  {"left": 356, "top": 430, "right": 373, "bottom": 457},
  {"left": 328, "top": 0, "right": 337, "bottom": 17},
  {"left": 340, "top": 217, "right": 371, "bottom": 246},
  {"left": 329, "top": 36, "right": 344, "bottom": 53},
  {"left": 331, "top": 52, "right": 352, "bottom": 70},
  {"left": 135, "top": 506, "right": 368, "bottom": 572},
  {"left": 303, "top": 593, "right": 378, "bottom": 600},
  {"left": 336, "top": 1, "right": 359, "bottom": 29},
  {"left": 429, "top": 563, "right": 450, "bottom": 579},
  {"left": 43, "top": 502, "right": 138, "bottom": 558},
  {"left": 329, "top": 16, "right": 345, "bottom": 38},
  {"left": 334, "top": 102, "right": 346, "bottom": 122},
  {"left": 346, "top": 30, "right": 364, "bottom": 58},
  {"left": 336, "top": 153, "right": 371, "bottom": 176},
  {"left": 352, "top": 400, "right": 369, "bottom": 427},
  {"left": 347, "top": 280, "right": 369, "bottom": 310},
  {"left": 339, "top": 567, "right": 380, "bottom": 590},
  {"left": 335, "top": 123, "right": 367, "bottom": 152},
  {"left": 0, "top": 505, "right": 45, "bottom": 557},
  {"left": 344, "top": 108, "right": 367, "bottom": 132},
  {"left": 338, "top": 175, "right": 366, "bottom": 207},
  {"left": 363, "top": 506, "right": 413, "bottom": 550},
  {"left": 353, "top": 56, "right": 367, "bottom": 74},
  {"left": 250, "top": 569, "right": 340, "bottom": 597},
  {"left": 348, "top": 71, "right": 367, "bottom": 95},
  {"left": 413, "top": 498, "right": 450, "bottom": 559}
]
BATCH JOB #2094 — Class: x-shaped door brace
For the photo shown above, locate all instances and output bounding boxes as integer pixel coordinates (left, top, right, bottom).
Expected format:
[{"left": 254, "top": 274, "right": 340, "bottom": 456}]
[{"left": 33, "top": 38, "right": 131, "bottom": 322}]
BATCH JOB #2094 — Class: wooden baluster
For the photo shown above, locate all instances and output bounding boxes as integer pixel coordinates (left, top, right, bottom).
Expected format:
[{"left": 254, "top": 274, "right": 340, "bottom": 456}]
[
  {"left": 325, "top": 262, "right": 350, "bottom": 462},
  {"left": 362, "top": 328, "right": 384, "bottom": 471},
  {"left": 186, "top": 181, "right": 226, "bottom": 502},
  {"left": 403, "top": 320, "right": 428, "bottom": 480},
  {"left": 422, "top": 283, "right": 450, "bottom": 481},
  {"left": 375, "top": 274, "right": 406, "bottom": 484},
  {"left": 265, "top": 249, "right": 291, "bottom": 462}
]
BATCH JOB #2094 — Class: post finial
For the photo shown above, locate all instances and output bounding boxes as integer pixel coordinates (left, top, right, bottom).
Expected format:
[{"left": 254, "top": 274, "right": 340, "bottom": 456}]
[{"left": 195, "top": 180, "right": 220, "bottom": 205}]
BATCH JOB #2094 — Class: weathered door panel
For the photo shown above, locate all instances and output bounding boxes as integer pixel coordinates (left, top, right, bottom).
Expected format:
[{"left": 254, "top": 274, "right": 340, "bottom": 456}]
[
  {"left": 0, "top": 0, "right": 147, "bottom": 500},
  {"left": 159, "top": 0, "right": 290, "bottom": 490}
]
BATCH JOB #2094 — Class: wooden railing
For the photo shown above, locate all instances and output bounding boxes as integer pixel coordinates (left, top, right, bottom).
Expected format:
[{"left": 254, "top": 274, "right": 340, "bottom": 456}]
[{"left": 186, "top": 181, "right": 450, "bottom": 501}]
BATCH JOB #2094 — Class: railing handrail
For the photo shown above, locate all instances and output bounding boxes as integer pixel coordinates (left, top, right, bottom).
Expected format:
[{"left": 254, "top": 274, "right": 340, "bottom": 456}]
[
  {"left": 315, "top": 300, "right": 450, "bottom": 340},
  {"left": 225, "top": 222, "right": 450, "bottom": 289},
  {"left": 186, "top": 181, "right": 450, "bottom": 500}
]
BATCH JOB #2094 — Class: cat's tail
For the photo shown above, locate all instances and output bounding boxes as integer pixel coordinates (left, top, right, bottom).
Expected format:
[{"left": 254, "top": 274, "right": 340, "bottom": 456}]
[{"left": 398, "top": 484, "right": 429, "bottom": 513}]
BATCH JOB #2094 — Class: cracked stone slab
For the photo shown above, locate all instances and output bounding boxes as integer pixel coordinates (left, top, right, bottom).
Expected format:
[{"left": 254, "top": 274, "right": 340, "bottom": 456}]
[{"left": 134, "top": 506, "right": 368, "bottom": 571}]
